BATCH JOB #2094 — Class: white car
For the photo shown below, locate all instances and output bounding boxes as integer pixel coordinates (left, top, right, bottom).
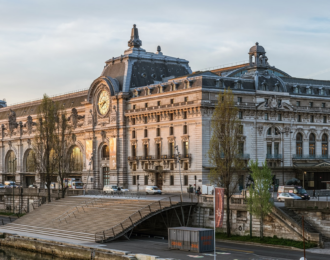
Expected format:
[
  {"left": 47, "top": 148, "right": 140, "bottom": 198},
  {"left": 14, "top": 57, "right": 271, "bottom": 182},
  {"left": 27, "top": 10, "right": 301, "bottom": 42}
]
[
  {"left": 118, "top": 187, "right": 129, "bottom": 192},
  {"left": 146, "top": 186, "right": 162, "bottom": 195},
  {"left": 103, "top": 185, "right": 118, "bottom": 193},
  {"left": 277, "top": 192, "right": 302, "bottom": 202}
]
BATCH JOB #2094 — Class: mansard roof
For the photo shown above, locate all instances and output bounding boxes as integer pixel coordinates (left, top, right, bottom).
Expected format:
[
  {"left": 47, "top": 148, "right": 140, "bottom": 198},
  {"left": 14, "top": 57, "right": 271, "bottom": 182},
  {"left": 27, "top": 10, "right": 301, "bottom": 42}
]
[{"left": 99, "top": 24, "right": 192, "bottom": 93}]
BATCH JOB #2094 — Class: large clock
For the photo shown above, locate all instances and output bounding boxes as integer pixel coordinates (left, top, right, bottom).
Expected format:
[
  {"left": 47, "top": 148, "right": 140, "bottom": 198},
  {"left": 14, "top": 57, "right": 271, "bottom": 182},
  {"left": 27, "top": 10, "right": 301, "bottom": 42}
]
[{"left": 98, "top": 90, "right": 110, "bottom": 115}]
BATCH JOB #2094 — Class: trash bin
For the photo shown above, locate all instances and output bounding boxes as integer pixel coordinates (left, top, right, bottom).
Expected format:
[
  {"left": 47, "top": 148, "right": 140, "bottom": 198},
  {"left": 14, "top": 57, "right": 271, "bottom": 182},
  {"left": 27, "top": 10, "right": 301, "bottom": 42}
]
[{"left": 168, "top": 227, "right": 214, "bottom": 253}]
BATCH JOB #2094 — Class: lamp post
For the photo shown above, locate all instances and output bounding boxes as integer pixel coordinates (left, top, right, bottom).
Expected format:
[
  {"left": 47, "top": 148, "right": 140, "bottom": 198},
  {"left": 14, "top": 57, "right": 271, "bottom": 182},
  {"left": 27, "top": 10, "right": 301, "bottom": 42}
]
[
  {"left": 303, "top": 171, "right": 306, "bottom": 189},
  {"left": 9, "top": 157, "right": 17, "bottom": 213},
  {"left": 90, "top": 109, "right": 96, "bottom": 189},
  {"left": 175, "top": 145, "right": 185, "bottom": 226},
  {"left": 85, "top": 155, "right": 93, "bottom": 194}
]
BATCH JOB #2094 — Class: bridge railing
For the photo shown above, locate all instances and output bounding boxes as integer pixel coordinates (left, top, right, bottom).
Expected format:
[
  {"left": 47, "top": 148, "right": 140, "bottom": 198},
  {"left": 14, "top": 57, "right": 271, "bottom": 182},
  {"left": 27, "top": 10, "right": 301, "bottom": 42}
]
[{"left": 95, "top": 195, "right": 183, "bottom": 242}]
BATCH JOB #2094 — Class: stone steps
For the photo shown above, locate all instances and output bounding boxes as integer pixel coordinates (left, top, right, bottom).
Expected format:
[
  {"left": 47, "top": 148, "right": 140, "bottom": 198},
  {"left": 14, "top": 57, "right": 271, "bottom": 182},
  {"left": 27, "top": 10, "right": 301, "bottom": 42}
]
[{"left": 1, "top": 223, "right": 94, "bottom": 242}]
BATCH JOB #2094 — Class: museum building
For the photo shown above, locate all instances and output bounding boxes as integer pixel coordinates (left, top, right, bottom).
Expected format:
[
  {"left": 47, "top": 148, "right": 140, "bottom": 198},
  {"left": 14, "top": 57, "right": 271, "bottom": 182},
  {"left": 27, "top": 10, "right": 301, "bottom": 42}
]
[{"left": 1, "top": 25, "right": 330, "bottom": 191}]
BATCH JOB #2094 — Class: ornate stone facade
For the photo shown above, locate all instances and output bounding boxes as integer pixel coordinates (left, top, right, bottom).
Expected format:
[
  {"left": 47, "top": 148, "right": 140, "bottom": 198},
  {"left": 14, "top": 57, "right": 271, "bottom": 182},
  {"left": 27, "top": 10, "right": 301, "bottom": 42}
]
[{"left": 0, "top": 28, "right": 329, "bottom": 191}]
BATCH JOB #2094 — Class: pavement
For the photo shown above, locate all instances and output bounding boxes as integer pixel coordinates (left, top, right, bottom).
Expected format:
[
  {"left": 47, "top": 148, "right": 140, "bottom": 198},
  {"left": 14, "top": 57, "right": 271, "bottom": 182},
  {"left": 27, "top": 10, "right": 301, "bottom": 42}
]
[{"left": 0, "top": 226, "right": 329, "bottom": 260}]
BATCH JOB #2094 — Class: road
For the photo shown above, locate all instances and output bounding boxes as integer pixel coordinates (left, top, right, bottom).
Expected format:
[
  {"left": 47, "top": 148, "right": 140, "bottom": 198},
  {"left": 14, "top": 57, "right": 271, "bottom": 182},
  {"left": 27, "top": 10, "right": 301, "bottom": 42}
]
[{"left": 87, "top": 236, "right": 329, "bottom": 260}]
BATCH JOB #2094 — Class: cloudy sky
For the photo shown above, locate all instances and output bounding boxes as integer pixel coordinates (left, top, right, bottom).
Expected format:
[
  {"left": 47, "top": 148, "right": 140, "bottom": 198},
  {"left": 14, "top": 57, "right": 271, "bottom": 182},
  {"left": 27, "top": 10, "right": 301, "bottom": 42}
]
[{"left": 0, "top": 0, "right": 329, "bottom": 105}]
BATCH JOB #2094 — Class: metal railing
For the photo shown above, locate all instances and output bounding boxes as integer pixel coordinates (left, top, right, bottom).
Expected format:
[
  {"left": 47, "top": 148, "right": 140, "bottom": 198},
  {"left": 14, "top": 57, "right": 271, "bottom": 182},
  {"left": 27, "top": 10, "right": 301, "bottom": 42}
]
[
  {"left": 266, "top": 154, "right": 282, "bottom": 159},
  {"left": 95, "top": 195, "right": 191, "bottom": 242},
  {"left": 292, "top": 154, "right": 328, "bottom": 159},
  {"left": 220, "top": 153, "right": 250, "bottom": 159}
]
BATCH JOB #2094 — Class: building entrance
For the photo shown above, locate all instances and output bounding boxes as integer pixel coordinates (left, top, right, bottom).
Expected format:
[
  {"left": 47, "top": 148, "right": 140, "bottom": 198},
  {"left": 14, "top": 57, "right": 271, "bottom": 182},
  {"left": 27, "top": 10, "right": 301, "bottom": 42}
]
[{"left": 155, "top": 172, "right": 163, "bottom": 190}]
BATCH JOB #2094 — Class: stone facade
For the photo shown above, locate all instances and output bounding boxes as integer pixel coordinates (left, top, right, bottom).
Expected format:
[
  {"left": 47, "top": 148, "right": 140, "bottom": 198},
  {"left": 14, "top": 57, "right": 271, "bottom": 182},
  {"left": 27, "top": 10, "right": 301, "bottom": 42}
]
[{"left": 1, "top": 26, "right": 330, "bottom": 192}]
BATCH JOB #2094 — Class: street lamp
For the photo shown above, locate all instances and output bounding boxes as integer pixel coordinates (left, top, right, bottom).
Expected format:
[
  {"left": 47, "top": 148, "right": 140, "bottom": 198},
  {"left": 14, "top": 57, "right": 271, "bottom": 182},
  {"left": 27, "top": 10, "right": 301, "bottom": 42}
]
[
  {"left": 89, "top": 109, "right": 96, "bottom": 189},
  {"left": 9, "top": 157, "right": 17, "bottom": 213},
  {"left": 303, "top": 171, "right": 306, "bottom": 189},
  {"left": 175, "top": 145, "right": 185, "bottom": 226}
]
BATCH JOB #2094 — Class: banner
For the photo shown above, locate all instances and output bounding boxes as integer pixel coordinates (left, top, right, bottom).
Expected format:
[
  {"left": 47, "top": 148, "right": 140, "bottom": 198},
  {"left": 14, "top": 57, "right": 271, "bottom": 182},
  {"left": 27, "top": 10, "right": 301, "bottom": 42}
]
[
  {"left": 85, "top": 140, "right": 93, "bottom": 169},
  {"left": 109, "top": 137, "right": 117, "bottom": 170},
  {"left": 215, "top": 187, "right": 225, "bottom": 228}
]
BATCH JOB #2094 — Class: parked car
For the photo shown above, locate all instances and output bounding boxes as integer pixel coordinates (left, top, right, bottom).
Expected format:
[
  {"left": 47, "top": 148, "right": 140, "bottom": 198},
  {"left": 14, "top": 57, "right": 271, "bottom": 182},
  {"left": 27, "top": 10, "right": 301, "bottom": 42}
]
[
  {"left": 0, "top": 184, "right": 5, "bottom": 189},
  {"left": 103, "top": 185, "right": 118, "bottom": 193},
  {"left": 145, "top": 186, "right": 162, "bottom": 195},
  {"left": 277, "top": 192, "right": 302, "bottom": 202},
  {"left": 4, "top": 181, "right": 18, "bottom": 188},
  {"left": 118, "top": 187, "right": 129, "bottom": 192},
  {"left": 278, "top": 185, "right": 310, "bottom": 200},
  {"left": 28, "top": 185, "right": 38, "bottom": 188}
]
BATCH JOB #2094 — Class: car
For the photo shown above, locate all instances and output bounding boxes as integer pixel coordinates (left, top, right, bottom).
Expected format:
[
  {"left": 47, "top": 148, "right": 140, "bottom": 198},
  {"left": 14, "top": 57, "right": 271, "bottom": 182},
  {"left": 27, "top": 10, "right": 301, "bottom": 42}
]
[
  {"left": 277, "top": 185, "right": 310, "bottom": 200},
  {"left": 118, "top": 187, "right": 129, "bottom": 192},
  {"left": 103, "top": 185, "right": 118, "bottom": 193},
  {"left": 145, "top": 186, "right": 162, "bottom": 195},
  {"left": 4, "top": 181, "right": 18, "bottom": 188},
  {"left": 28, "top": 185, "right": 38, "bottom": 188},
  {"left": 0, "top": 184, "right": 5, "bottom": 189},
  {"left": 277, "top": 192, "right": 302, "bottom": 202}
]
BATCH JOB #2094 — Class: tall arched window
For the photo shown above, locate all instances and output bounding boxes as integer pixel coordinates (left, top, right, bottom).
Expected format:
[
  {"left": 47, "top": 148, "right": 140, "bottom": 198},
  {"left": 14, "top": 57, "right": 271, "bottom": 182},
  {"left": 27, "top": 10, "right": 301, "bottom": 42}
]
[
  {"left": 322, "top": 134, "right": 328, "bottom": 158},
  {"left": 6, "top": 150, "right": 17, "bottom": 173},
  {"left": 25, "top": 150, "right": 36, "bottom": 172},
  {"left": 69, "top": 146, "right": 83, "bottom": 172},
  {"left": 309, "top": 133, "right": 316, "bottom": 157},
  {"left": 296, "top": 133, "right": 303, "bottom": 157},
  {"left": 102, "top": 145, "right": 109, "bottom": 159}
]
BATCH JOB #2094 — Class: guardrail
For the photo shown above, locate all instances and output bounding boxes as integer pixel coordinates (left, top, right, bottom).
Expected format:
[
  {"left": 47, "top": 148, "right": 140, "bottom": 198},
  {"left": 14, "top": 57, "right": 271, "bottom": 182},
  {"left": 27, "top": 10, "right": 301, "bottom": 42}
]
[
  {"left": 285, "top": 200, "right": 330, "bottom": 209},
  {"left": 292, "top": 154, "right": 328, "bottom": 159}
]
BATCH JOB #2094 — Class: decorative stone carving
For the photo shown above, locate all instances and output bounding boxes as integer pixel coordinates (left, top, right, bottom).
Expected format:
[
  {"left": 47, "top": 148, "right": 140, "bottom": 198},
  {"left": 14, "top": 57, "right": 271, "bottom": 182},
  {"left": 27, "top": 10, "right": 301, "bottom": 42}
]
[
  {"left": 154, "top": 137, "right": 162, "bottom": 144},
  {"left": 101, "top": 131, "right": 106, "bottom": 142},
  {"left": 8, "top": 109, "right": 18, "bottom": 134},
  {"left": 257, "top": 125, "right": 263, "bottom": 136},
  {"left": 70, "top": 108, "right": 85, "bottom": 129},
  {"left": 167, "top": 136, "right": 175, "bottom": 143},
  {"left": 181, "top": 135, "right": 189, "bottom": 142},
  {"left": 27, "top": 139, "right": 31, "bottom": 146},
  {"left": 142, "top": 138, "right": 149, "bottom": 145}
]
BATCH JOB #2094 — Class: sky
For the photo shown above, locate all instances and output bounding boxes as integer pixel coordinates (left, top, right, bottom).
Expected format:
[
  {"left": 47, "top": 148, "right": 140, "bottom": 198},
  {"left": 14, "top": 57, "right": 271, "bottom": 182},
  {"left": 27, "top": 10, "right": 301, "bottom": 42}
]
[{"left": 0, "top": 0, "right": 330, "bottom": 105}]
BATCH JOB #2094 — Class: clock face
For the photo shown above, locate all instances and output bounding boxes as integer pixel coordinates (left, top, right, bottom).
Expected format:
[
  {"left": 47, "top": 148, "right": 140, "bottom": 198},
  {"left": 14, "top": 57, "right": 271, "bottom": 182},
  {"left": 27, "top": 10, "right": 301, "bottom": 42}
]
[{"left": 98, "top": 90, "right": 110, "bottom": 115}]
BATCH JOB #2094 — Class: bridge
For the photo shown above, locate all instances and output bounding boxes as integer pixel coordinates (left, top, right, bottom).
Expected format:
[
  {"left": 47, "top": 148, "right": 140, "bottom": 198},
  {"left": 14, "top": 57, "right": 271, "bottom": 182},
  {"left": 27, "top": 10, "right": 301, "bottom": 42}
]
[{"left": 0, "top": 194, "right": 198, "bottom": 243}]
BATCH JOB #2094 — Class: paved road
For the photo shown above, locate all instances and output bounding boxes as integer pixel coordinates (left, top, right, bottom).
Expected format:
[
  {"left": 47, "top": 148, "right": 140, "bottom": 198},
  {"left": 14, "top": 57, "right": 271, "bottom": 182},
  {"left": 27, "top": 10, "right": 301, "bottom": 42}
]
[{"left": 84, "top": 236, "right": 329, "bottom": 260}]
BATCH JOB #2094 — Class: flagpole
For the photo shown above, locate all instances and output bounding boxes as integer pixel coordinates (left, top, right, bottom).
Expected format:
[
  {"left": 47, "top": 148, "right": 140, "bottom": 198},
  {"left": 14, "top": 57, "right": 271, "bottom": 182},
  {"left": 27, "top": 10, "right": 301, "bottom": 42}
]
[{"left": 214, "top": 187, "right": 216, "bottom": 260}]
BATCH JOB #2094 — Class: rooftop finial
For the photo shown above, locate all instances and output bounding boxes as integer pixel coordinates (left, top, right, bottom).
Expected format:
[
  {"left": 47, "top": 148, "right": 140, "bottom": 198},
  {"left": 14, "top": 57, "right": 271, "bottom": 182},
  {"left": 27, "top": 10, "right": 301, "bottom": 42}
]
[
  {"left": 157, "top": 45, "right": 161, "bottom": 52},
  {"left": 256, "top": 42, "right": 259, "bottom": 46},
  {"left": 128, "top": 24, "right": 142, "bottom": 48}
]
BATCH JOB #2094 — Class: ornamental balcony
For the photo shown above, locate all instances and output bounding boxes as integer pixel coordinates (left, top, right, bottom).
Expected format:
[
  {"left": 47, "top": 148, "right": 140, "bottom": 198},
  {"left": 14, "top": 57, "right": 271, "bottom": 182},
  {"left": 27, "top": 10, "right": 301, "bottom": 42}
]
[
  {"left": 266, "top": 154, "right": 282, "bottom": 160},
  {"left": 292, "top": 154, "right": 329, "bottom": 160}
]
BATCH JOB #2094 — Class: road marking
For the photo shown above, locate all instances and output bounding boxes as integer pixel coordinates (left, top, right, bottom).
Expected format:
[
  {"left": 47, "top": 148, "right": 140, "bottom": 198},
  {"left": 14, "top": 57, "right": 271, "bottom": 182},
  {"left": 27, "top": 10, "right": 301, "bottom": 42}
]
[{"left": 216, "top": 247, "right": 254, "bottom": 253}]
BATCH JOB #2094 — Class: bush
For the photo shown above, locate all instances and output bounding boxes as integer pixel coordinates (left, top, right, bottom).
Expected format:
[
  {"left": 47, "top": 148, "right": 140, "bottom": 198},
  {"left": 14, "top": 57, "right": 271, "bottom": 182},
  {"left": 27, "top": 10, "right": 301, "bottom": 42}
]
[{"left": 215, "top": 233, "right": 317, "bottom": 249}]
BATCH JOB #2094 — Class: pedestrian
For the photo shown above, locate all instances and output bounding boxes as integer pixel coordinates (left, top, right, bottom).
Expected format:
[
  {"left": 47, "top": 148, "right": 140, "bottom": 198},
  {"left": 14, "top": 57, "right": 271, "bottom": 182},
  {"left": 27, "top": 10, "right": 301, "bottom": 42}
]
[
  {"left": 313, "top": 189, "right": 315, "bottom": 199},
  {"left": 197, "top": 186, "right": 201, "bottom": 196}
]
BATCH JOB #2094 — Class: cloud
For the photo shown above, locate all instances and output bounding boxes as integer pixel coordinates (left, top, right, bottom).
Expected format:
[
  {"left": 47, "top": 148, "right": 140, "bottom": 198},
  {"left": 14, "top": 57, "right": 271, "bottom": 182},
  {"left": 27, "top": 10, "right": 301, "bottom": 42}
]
[{"left": 0, "top": 0, "right": 329, "bottom": 104}]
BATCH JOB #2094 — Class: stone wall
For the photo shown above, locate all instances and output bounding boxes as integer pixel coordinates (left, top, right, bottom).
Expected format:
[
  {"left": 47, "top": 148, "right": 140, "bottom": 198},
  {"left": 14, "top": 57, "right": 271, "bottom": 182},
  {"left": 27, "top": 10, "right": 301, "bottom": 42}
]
[{"left": 191, "top": 196, "right": 321, "bottom": 245}]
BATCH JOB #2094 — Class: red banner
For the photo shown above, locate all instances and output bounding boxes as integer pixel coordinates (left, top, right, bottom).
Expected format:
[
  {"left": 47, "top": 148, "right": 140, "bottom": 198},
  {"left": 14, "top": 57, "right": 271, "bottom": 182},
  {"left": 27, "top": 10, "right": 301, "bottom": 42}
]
[{"left": 215, "top": 187, "right": 225, "bottom": 228}]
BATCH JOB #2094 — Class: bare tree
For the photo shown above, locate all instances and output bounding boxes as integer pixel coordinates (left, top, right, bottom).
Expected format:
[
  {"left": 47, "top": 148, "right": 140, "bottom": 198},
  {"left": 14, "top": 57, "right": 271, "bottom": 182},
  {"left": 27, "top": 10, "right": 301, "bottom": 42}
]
[
  {"left": 53, "top": 109, "right": 73, "bottom": 198},
  {"left": 208, "top": 89, "right": 245, "bottom": 237},
  {"left": 33, "top": 95, "right": 58, "bottom": 202}
]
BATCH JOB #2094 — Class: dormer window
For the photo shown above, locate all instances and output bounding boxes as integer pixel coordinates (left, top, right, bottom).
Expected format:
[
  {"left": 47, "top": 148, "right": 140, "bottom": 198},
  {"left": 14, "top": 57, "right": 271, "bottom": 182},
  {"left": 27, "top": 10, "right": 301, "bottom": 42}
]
[
  {"left": 320, "top": 88, "right": 324, "bottom": 95},
  {"left": 306, "top": 87, "right": 311, "bottom": 95},
  {"left": 293, "top": 86, "right": 298, "bottom": 94}
]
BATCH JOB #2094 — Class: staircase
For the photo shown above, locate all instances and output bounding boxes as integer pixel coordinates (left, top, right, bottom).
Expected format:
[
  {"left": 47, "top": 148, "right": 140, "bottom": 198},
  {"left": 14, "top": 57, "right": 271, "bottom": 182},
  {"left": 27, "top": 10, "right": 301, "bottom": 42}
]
[
  {"left": 278, "top": 206, "right": 330, "bottom": 243},
  {"left": 273, "top": 206, "right": 323, "bottom": 246},
  {"left": 0, "top": 196, "right": 196, "bottom": 243}
]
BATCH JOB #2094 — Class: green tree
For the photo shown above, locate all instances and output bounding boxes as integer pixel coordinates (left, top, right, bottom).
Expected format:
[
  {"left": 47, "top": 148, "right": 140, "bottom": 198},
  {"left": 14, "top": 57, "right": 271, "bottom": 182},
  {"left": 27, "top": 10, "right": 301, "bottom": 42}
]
[
  {"left": 33, "top": 94, "right": 58, "bottom": 202},
  {"left": 208, "top": 89, "right": 245, "bottom": 237},
  {"left": 247, "top": 160, "right": 273, "bottom": 239}
]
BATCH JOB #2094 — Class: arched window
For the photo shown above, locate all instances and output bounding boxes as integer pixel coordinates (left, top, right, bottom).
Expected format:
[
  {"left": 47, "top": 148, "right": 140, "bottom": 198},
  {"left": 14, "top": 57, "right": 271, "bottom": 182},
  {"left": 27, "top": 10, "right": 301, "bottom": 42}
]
[
  {"left": 69, "top": 146, "right": 83, "bottom": 172},
  {"left": 267, "top": 128, "right": 272, "bottom": 135},
  {"left": 102, "top": 145, "right": 109, "bottom": 159},
  {"left": 322, "top": 134, "right": 328, "bottom": 158},
  {"left": 6, "top": 150, "right": 17, "bottom": 173},
  {"left": 296, "top": 133, "right": 303, "bottom": 156},
  {"left": 25, "top": 150, "right": 36, "bottom": 172},
  {"left": 309, "top": 133, "right": 315, "bottom": 157}
]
